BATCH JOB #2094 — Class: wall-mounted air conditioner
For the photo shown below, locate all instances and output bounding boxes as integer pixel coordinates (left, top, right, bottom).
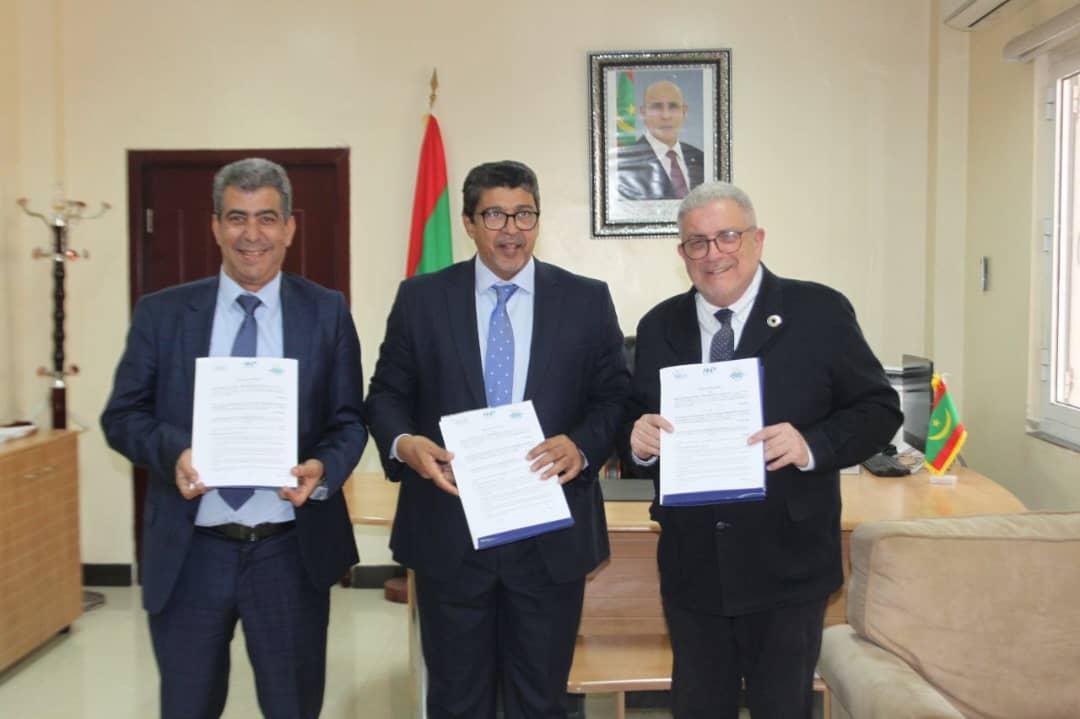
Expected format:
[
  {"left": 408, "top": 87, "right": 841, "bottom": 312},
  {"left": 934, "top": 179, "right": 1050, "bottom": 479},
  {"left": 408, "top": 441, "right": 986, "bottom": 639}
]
[{"left": 943, "top": 0, "right": 1014, "bottom": 30}]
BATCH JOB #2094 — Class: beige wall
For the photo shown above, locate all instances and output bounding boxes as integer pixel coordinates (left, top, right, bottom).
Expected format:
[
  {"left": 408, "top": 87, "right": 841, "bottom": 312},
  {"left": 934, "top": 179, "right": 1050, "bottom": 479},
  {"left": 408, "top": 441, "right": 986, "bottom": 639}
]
[
  {"left": 964, "top": 0, "right": 1080, "bottom": 510},
  {"left": 13, "top": 0, "right": 1067, "bottom": 565},
  {"left": 0, "top": 0, "right": 17, "bottom": 422}
]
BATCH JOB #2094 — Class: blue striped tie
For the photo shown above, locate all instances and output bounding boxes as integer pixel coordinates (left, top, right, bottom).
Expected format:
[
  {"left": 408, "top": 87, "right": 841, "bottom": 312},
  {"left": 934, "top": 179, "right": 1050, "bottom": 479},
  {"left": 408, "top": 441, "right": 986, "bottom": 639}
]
[
  {"left": 484, "top": 284, "right": 518, "bottom": 407},
  {"left": 220, "top": 294, "right": 261, "bottom": 510}
]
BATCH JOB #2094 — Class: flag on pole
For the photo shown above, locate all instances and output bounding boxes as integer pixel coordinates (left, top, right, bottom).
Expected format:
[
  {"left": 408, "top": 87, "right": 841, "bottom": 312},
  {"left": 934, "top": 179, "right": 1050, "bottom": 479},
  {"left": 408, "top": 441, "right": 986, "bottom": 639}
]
[
  {"left": 406, "top": 114, "right": 452, "bottom": 277},
  {"left": 616, "top": 71, "right": 637, "bottom": 147},
  {"left": 924, "top": 374, "right": 968, "bottom": 475}
]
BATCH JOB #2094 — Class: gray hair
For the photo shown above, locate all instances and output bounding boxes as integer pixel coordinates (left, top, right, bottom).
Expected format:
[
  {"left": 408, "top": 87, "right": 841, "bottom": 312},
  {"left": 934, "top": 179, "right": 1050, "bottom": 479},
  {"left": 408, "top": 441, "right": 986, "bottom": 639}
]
[
  {"left": 677, "top": 181, "right": 756, "bottom": 229},
  {"left": 212, "top": 158, "right": 293, "bottom": 218}
]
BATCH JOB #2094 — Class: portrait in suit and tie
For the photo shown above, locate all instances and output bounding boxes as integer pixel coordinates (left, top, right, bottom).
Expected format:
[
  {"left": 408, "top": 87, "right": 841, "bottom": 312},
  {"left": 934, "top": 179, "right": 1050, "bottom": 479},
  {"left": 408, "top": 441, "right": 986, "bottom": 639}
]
[
  {"left": 616, "top": 79, "right": 706, "bottom": 201},
  {"left": 624, "top": 181, "right": 901, "bottom": 719},
  {"left": 101, "top": 158, "right": 367, "bottom": 719},
  {"left": 589, "top": 49, "right": 731, "bottom": 238},
  {"left": 366, "top": 160, "right": 629, "bottom": 719}
]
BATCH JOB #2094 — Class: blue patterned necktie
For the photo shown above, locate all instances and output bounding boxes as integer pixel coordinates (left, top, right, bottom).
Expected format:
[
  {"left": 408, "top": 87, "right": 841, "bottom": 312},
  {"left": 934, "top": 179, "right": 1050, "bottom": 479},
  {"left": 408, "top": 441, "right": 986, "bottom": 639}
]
[
  {"left": 709, "top": 308, "right": 734, "bottom": 362},
  {"left": 484, "top": 284, "right": 518, "bottom": 407},
  {"left": 220, "top": 293, "right": 261, "bottom": 510}
]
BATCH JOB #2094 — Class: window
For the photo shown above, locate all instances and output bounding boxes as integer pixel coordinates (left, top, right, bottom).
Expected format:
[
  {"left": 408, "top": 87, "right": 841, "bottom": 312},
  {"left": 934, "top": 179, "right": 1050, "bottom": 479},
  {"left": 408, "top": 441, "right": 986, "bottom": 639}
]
[{"left": 1040, "top": 54, "right": 1080, "bottom": 447}]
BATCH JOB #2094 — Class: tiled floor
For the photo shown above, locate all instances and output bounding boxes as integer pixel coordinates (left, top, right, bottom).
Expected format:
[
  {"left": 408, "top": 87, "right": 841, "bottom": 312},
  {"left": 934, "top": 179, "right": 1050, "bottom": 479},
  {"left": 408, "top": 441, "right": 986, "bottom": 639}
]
[{"left": 0, "top": 586, "right": 678, "bottom": 718}]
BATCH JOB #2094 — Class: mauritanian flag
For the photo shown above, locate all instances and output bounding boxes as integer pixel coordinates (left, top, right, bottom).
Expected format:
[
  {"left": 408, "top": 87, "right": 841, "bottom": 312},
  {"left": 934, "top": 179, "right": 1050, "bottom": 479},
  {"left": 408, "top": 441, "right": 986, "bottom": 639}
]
[
  {"left": 406, "top": 114, "right": 452, "bottom": 277},
  {"left": 924, "top": 374, "right": 968, "bottom": 475},
  {"left": 616, "top": 71, "right": 637, "bottom": 146}
]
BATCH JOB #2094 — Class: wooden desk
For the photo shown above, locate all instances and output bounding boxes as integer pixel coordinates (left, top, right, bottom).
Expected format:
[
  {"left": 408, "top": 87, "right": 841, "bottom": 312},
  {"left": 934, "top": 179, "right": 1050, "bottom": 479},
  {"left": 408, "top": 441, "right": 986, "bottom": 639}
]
[{"left": 341, "top": 468, "right": 1025, "bottom": 718}]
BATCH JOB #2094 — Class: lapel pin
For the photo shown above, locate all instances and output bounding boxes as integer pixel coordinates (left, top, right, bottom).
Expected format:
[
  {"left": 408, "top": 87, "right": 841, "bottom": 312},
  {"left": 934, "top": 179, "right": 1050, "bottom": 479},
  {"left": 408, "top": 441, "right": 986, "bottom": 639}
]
[{"left": 766, "top": 314, "right": 782, "bottom": 328}]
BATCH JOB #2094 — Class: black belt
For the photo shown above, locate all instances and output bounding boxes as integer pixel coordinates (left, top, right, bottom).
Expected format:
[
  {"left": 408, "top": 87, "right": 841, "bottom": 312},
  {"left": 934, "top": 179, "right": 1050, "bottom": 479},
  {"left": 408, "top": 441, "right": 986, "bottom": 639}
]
[{"left": 198, "top": 521, "right": 295, "bottom": 543}]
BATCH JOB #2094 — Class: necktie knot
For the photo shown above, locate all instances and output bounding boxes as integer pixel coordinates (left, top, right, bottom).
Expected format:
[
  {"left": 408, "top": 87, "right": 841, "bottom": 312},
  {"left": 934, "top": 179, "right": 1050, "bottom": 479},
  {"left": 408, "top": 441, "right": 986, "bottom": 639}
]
[
  {"left": 494, "top": 283, "right": 518, "bottom": 306},
  {"left": 714, "top": 308, "right": 733, "bottom": 327},
  {"left": 236, "top": 294, "right": 261, "bottom": 316}
]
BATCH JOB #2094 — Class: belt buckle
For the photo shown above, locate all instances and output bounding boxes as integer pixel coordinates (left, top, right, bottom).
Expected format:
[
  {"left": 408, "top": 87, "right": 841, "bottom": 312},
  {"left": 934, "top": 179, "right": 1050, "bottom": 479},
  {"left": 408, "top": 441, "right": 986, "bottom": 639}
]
[{"left": 245, "top": 526, "right": 260, "bottom": 542}]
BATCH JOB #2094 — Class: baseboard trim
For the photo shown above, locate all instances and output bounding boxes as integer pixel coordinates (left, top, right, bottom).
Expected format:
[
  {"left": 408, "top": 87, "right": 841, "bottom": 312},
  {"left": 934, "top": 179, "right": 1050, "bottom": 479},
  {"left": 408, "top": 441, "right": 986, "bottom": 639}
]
[{"left": 83, "top": 563, "right": 134, "bottom": 587}]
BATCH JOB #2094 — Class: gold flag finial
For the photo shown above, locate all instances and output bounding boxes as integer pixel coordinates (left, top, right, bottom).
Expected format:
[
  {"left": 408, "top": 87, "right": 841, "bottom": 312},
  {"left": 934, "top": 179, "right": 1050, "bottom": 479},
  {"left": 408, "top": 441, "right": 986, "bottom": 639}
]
[{"left": 429, "top": 69, "right": 439, "bottom": 111}]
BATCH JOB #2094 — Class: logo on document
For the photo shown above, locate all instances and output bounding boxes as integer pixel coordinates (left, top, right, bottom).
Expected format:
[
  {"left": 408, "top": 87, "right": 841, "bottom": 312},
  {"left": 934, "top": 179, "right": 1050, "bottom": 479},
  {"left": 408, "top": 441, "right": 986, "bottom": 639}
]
[{"left": 729, "top": 369, "right": 744, "bottom": 381}]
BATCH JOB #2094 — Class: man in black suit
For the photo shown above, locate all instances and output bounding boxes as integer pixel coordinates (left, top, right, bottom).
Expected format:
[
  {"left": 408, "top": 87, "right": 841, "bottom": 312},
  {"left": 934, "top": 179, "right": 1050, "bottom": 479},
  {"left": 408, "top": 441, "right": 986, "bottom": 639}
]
[
  {"left": 625, "top": 181, "right": 901, "bottom": 718},
  {"left": 367, "top": 160, "right": 628, "bottom": 719},
  {"left": 101, "top": 158, "right": 366, "bottom": 719},
  {"left": 618, "top": 80, "right": 705, "bottom": 201}
]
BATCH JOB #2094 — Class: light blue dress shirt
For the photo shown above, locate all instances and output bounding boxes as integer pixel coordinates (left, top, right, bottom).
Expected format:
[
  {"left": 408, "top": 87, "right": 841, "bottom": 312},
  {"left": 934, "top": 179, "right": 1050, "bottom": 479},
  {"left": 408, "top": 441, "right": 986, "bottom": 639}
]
[{"left": 194, "top": 270, "right": 296, "bottom": 527}]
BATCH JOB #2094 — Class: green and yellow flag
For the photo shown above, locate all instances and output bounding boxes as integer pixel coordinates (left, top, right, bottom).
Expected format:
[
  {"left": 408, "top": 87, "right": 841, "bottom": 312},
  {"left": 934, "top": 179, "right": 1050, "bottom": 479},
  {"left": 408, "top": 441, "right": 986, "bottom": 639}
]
[
  {"left": 616, "top": 71, "right": 637, "bottom": 146},
  {"left": 407, "top": 114, "right": 453, "bottom": 277},
  {"left": 925, "top": 374, "right": 967, "bottom": 475}
]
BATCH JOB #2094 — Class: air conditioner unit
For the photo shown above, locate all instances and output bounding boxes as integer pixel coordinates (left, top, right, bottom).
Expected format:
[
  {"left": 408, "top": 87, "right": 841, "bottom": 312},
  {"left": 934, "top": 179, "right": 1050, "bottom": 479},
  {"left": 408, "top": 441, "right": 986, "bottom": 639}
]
[{"left": 943, "top": 0, "right": 1013, "bottom": 30}]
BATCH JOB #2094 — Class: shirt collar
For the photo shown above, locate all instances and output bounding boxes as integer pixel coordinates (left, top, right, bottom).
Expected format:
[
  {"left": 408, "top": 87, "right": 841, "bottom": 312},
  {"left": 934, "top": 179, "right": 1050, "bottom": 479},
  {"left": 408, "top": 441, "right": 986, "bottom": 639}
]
[
  {"left": 644, "top": 129, "right": 685, "bottom": 163},
  {"left": 474, "top": 255, "right": 535, "bottom": 296},
  {"left": 217, "top": 268, "right": 282, "bottom": 314},
  {"left": 695, "top": 263, "right": 764, "bottom": 327}
]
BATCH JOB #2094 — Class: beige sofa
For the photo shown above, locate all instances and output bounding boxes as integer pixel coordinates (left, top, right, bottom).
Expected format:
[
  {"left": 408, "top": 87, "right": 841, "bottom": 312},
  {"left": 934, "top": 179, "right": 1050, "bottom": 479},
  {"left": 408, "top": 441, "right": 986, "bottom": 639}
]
[{"left": 817, "top": 512, "right": 1080, "bottom": 719}]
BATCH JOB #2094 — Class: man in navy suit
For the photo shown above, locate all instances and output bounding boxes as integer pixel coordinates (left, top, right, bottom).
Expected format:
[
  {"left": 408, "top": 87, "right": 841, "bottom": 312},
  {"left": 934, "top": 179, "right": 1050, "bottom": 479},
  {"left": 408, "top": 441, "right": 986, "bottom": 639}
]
[
  {"left": 618, "top": 80, "right": 705, "bottom": 201},
  {"left": 625, "top": 181, "right": 900, "bottom": 718},
  {"left": 101, "top": 158, "right": 366, "bottom": 719},
  {"left": 367, "top": 160, "right": 629, "bottom": 719}
]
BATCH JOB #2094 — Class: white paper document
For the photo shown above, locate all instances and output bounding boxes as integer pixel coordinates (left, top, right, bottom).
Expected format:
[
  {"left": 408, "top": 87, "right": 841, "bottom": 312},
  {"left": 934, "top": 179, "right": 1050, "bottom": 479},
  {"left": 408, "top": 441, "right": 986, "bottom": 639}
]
[
  {"left": 439, "top": 400, "right": 574, "bottom": 550},
  {"left": 192, "top": 357, "right": 298, "bottom": 489},
  {"left": 659, "top": 358, "right": 767, "bottom": 506}
]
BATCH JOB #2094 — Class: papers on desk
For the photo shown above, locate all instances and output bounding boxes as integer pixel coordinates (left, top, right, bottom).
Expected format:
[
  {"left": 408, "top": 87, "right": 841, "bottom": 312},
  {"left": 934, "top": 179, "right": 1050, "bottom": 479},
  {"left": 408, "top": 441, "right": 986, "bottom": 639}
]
[
  {"left": 439, "top": 400, "right": 573, "bottom": 550},
  {"left": 659, "top": 358, "right": 767, "bottom": 506},
  {"left": 192, "top": 357, "right": 298, "bottom": 489}
]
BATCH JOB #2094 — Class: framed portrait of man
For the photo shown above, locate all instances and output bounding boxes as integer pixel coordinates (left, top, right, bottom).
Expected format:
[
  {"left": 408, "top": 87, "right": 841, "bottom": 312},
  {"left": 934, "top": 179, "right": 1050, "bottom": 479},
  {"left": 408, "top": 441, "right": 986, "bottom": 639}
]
[{"left": 588, "top": 49, "right": 731, "bottom": 238}]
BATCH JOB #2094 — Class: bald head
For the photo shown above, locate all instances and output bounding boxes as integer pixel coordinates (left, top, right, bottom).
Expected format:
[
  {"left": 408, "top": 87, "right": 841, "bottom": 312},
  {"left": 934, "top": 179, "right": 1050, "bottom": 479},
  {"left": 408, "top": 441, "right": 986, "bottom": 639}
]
[{"left": 641, "top": 81, "right": 688, "bottom": 147}]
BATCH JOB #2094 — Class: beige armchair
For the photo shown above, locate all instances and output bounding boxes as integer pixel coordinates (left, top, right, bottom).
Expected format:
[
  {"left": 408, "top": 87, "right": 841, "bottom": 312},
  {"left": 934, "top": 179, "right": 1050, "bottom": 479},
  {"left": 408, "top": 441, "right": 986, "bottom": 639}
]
[{"left": 817, "top": 512, "right": 1080, "bottom": 719}]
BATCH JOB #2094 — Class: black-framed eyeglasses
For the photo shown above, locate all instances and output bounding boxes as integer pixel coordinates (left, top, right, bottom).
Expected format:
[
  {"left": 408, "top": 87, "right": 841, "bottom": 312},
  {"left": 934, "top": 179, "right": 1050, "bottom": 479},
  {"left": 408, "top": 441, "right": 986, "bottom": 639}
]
[
  {"left": 680, "top": 227, "right": 755, "bottom": 259},
  {"left": 478, "top": 208, "right": 540, "bottom": 231}
]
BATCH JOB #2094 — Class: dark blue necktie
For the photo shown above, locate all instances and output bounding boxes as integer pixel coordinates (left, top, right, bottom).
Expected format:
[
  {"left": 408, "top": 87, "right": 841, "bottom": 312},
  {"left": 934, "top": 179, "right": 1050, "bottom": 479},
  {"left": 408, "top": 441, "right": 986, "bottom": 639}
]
[
  {"left": 220, "top": 294, "right": 261, "bottom": 510},
  {"left": 709, "top": 308, "right": 734, "bottom": 362},
  {"left": 484, "top": 284, "right": 518, "bottom": 407}
]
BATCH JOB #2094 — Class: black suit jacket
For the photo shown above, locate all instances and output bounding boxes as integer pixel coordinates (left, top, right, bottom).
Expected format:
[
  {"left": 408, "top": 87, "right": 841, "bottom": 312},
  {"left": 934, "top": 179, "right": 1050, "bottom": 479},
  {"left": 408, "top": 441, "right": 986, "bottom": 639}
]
[
  {"left": 101, "top": 273, "right": 366, "bottom": 613},
  {"left": 624, "top": 266, "right": 901, "bottom": 615},
  {"left": 366, "top": 259, "right": 629, "bottom": 583},
  {"left": 617, "top": 137, "right": 705, "bottom": 201}
]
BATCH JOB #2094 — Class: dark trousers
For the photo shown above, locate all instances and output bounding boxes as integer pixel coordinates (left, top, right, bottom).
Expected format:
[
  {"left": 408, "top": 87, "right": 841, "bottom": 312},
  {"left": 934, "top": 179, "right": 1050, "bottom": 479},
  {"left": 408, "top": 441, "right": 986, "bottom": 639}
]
[
  {"left": 148, "top": 529, "right": 330, "bottom": 719},
  {"left": 663, "top": 596, "right": 828, "bottom": 719},
  {"left": 415, "top": 538, "right": 586, "bottom": 719}
]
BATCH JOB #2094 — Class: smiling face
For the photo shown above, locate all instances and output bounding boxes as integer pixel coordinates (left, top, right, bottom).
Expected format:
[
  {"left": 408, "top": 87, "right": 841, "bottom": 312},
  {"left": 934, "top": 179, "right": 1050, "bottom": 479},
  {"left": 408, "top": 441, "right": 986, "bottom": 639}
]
[
  {"left": 212, "top": 186, "right": 295, "bottom": 292},
  {"left": 678, "top": 198, "right": 764, "bottom": 308},
  {"left": 464, "top": 186, "right": 539, "bottom": 281},
  {"left": 641, "top": 81, "right": 688, "bottom": 148}
]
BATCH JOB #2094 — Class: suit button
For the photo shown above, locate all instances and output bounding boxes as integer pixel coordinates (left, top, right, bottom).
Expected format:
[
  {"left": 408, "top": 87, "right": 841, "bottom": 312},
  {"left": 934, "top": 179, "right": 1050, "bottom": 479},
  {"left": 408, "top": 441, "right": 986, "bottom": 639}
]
[{"left": 714, "top": 521, "right": 730, "bottom": 532}]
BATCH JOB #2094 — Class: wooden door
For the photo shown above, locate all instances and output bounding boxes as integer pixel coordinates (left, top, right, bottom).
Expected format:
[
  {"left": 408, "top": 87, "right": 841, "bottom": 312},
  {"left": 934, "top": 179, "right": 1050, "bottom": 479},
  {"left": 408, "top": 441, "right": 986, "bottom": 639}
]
[{"left": 125, "top": 148, "right": 350, "bottom": 576}]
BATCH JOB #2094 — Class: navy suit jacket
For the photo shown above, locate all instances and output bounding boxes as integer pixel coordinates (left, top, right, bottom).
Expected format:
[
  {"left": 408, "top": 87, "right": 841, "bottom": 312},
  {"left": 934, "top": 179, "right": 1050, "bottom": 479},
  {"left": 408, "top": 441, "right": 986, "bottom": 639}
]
[
  {"left": 366, "top": 259, "right": 629, "bottom": 583},
  {"left": 101, "top": 273, "right": 366, "bottom": 614},
  {"left": 617, "top": 137, "right": 705, "bottom": 201},
  {"left": 624, "top": 266, "right": 901, "bottom": 615}
]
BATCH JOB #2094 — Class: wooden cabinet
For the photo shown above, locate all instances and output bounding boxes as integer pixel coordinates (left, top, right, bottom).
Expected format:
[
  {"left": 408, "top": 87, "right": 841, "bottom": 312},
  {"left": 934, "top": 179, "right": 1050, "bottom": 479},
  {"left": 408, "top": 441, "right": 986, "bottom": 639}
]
[{"left": 0, "top": 430, "right": 82, "bottom": 672}]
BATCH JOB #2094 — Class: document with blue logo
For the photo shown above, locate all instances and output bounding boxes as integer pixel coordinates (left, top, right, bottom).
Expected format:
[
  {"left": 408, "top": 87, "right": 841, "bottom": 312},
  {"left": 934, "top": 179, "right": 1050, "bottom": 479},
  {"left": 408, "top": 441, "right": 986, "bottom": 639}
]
[
  {"left": 659, "top": 358, "right": 766, "bottom": 506},
  {"left": 439, "top": 400, "right": 574, "bottom": 550},
  {"left": 191, "top": 357, "right": 298, "bottom": 489}
]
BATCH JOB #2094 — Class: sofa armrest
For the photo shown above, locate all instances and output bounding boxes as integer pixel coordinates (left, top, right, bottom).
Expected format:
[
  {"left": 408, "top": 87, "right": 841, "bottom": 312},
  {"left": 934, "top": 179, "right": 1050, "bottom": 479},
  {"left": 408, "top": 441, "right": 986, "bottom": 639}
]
[{"left": 818, "top": 626, "right": 963, "bottom": 719}]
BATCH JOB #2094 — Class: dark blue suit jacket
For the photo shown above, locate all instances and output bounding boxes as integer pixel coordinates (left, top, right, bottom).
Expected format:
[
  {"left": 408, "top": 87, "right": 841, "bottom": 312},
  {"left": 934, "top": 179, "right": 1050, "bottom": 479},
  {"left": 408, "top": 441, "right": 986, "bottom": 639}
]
[
  {"left": 101, "top": 273, "right": 366, "bottom": 613},
  {"left": 366, "top": 259, "right": 629, "bottom": 583},
  {"left": 624, "top": 266, "right": 901, "bottom": 615}
]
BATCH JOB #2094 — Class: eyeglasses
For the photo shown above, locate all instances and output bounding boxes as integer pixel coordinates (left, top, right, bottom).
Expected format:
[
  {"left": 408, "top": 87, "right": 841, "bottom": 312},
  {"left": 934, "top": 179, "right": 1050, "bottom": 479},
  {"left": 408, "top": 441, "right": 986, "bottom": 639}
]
[
  {"left": 478, "top": 208, "right": 540, "bottom": 231},
  {"left": 680, "top": 227, "right": 755, "bottom": 259}
]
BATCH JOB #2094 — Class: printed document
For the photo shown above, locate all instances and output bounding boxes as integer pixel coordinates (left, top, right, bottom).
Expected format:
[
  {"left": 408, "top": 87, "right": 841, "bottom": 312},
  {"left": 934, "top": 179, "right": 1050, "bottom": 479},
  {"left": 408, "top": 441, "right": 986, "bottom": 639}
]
[
  {"left": 440, "top": 400, "right": 574, "bottom": 550},
  {"left": 192, "top": 357, "right": 298, "bottom": 489},
  {"left": 659, "top": 358, "right": 766, "bottom": 506}
]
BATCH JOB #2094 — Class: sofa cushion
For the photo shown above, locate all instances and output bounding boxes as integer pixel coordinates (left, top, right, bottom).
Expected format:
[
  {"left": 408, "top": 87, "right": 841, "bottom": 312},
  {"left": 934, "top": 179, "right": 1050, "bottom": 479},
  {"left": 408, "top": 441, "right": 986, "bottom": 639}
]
[{"left": 845, "top": 512, "right": 1080, "bottom": 719}]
